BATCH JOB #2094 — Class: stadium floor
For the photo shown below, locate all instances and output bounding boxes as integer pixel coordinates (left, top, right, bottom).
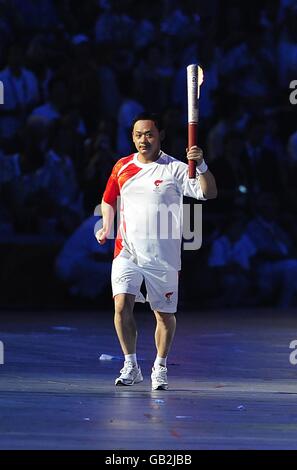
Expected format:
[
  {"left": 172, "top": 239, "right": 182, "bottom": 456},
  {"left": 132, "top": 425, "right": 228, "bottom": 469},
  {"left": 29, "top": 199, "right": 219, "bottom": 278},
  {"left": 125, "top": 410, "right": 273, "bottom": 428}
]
[{"left": 0, "top": 308, "right": 296, "bottom": 450}]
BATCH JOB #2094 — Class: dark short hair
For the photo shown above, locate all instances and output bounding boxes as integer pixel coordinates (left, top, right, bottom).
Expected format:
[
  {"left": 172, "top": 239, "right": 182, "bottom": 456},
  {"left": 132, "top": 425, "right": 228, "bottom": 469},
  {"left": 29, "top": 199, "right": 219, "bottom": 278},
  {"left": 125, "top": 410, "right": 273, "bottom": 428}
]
[{"left": 132, "top": 112, "right": 164, "bottom": 132}]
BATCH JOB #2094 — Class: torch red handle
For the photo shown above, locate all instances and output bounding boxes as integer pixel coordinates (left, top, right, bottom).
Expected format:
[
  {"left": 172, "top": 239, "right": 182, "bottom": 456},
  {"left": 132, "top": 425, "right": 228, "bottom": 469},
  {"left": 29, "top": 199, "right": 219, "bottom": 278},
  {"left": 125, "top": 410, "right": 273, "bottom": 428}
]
[{"left": 188, "top": 123, "right": 197, "bottom": 179}]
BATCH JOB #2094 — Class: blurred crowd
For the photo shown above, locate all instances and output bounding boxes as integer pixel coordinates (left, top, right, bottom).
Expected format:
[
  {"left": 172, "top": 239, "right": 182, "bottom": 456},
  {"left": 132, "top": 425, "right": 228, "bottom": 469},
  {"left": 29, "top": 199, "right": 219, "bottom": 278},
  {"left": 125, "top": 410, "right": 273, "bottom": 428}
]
[{"left": 0, "top": 0, "right": 296, "bottom": 308}]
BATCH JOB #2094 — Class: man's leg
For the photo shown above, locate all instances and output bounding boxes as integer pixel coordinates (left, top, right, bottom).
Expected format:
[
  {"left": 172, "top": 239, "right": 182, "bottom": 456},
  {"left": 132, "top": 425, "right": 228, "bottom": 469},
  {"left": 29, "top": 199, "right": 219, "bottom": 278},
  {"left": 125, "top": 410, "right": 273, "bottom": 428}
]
[
  {"left": 153, "top": 311, "right": 176, "bottom": 358},
  {"left": 151, "top": 311, "right": 176, "bottom": 390},
  {"left": 114, "top": 293, "right": 143, "bottom": 386},
  {"left": 114, "top": 293, "right": 137, "bottom": 354}
]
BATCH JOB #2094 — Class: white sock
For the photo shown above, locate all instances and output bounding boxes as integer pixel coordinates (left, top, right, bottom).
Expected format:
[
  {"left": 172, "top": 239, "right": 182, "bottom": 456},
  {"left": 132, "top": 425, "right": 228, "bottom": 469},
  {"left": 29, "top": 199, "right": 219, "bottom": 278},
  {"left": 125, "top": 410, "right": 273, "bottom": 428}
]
[
  {"left": 154, "top": 355, "right": 167, "bottom": 368},
  {"left": 125, "top": 353, "right": 138, "bottom": 366}
]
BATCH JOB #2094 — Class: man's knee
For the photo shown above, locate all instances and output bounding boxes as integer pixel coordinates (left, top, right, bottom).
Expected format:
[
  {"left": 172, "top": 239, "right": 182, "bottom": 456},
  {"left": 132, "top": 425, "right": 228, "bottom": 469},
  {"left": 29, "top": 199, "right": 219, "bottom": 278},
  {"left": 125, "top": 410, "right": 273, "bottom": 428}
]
[
  {"left": 154, "top": 311, "right": 176, "bottom": 324},
  {"left": 114, "top": 293, "right": 135, "bottom": 316}
]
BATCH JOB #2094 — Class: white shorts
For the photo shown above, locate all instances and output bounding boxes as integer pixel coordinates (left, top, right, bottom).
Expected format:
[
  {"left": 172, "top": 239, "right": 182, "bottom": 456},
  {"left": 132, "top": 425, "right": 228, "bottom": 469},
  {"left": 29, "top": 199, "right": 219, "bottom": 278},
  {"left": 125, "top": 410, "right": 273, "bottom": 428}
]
[{"left": 111, "top": 256, "right": 179, "bottom": 313}]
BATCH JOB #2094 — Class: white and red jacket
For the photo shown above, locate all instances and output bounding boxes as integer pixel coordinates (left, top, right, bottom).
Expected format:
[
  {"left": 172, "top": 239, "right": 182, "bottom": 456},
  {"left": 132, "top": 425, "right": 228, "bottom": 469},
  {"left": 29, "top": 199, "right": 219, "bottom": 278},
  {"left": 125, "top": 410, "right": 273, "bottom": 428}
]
[{"left": 103, "top": 151, "right": 205, "bottom": 271}]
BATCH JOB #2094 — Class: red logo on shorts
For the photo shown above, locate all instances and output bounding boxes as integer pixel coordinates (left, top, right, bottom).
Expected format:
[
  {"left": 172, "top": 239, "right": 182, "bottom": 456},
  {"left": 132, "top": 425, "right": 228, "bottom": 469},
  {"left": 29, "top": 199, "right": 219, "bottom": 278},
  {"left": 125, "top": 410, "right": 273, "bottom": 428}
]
[
  {"left": 165, "top": 292, "right": 174, "bottom": 302},
  {"left": 154, "top": 180, "right": 163, "bottom": 187}
]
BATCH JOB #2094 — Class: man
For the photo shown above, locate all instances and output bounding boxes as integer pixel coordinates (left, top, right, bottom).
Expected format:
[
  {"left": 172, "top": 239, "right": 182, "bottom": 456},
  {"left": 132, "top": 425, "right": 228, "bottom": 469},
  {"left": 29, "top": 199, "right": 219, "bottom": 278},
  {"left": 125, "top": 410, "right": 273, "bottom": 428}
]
[{"left": 96, "top": 112, "right": 217, "bottom": 390}]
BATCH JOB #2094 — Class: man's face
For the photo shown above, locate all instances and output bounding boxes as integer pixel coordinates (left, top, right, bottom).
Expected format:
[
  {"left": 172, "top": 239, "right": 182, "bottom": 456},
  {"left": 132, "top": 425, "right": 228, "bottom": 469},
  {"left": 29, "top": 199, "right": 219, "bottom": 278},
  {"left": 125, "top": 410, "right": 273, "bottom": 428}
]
[{"left": 132, "top": 120, "right": 161, "bottom": 159}]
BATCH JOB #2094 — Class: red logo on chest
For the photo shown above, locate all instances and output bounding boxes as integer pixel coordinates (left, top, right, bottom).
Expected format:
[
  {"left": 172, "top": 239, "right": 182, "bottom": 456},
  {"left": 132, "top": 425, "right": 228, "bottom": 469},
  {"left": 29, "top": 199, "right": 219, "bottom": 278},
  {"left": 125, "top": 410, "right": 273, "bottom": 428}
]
[{"left": 154, "top": 180, "right": 163, "bottom": 187}]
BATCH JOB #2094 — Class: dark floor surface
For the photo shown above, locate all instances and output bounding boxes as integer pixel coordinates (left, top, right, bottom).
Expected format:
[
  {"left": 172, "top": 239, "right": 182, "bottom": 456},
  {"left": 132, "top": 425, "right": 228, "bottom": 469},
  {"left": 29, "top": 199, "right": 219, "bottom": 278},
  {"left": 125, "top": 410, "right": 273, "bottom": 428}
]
[{"left": 0, "top": 308, "right": 297, "bottom": 450}]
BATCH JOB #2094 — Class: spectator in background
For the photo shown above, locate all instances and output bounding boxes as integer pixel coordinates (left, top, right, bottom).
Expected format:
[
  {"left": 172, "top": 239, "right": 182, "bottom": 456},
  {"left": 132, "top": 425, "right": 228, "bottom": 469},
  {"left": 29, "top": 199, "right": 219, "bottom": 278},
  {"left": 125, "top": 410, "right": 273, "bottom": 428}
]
[
  {"left": 0, "top": 2, "right": 14, "bottom": 61},
  {"left": 160, "top": 1, "right": 200, "bottom": 47},
  {"left": 3, "top": 116, "right": 81, "bottom": 236},
  {"left": 0, "top": 45, "right": 39, "bottom": 149},
  {"left": 10, "top": 0, "right": 59, "bottom": 33},
  {"left": 97, "top": 46, "right": 122, "bottom": 121},
  {"left": 263, "top": 116, "right": 286, "bottom": 162},
  {"left": 217, "top": 16, "right": 248, "bottom": 80},
  {"left": 116, "top": 80, "right": 144, "bottom": 155},
  {"left": 26, "top": 34, "right": 54, "bottom": 103},
  {"left": 68, "top": 35, "right": 101, "bottom": 133},
  {"left": 247, "top": 193, "right": 297, "bottom": 308},
  {"left": 210, "top": 131, "right": 249, "bottom": 211},
  {"left": 2, "top": 116, "right": 54, "bottom": 234},
  {"left": 162, "top": 106, "right": 186, "bottom": 157},
  {"left": 206, "top": 94, "right": 249, "bottom": 162},
  {"left": 277, "top": 4, "right": 297, "bottom": 88},
  {"left": 131, "top": 1, "right": 157, "bottom": 51},
  {"left": 94, "top": 0, "right": 137, "bottom": 55},
  {"left": 55, "top": 215, "right": 113, "bottom": 300},
  {"left": 51, "top": 112, "right": 85, "bottom": 180},
  {"left": 46, "top": 119, "right": 84, "bottom": 225},
  {"left": 234, "top": 27, "right": 276, "bottom": 110},
  {"left": 241, "top": 118, "right": 283, "bottom": 194},
  {"left": 133, "top": 44, "right": 173, "bottom": 112},
  {"left": 30, "top": 76, "right": 67, "bottom": 123},
  {"left": 208, "top": 214, "right": 255, "bottom": 307},
  {"left": 31, "top": 77, "right": 86, "bottom": 164},
  {"left": 83, "top": 121, "right": 116, "bottom": 213}
]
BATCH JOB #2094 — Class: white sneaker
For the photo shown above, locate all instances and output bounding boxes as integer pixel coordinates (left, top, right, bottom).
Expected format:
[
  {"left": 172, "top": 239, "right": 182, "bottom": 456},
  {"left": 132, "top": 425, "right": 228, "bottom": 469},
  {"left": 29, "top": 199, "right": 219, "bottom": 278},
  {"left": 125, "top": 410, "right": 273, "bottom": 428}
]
[
  {"left": 151, "top": 365, "right": 168, "bottom": 390},
  {"left": 115, "top": 361, "right": 143, "bottom": 386}
]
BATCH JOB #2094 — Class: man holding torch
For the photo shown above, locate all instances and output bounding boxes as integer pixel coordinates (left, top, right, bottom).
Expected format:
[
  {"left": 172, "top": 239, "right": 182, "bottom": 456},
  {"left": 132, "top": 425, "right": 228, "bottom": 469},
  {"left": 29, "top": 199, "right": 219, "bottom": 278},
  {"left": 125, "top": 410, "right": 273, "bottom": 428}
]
[{"left": 96, "top": 66, "right": 217, "bottom": 390}]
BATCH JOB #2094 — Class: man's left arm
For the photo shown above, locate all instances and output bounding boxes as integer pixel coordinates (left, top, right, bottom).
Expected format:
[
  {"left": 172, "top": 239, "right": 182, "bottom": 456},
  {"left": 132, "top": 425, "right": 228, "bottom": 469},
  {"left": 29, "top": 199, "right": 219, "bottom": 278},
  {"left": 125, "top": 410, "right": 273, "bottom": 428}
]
[{"left": 187, "top": 146, "right": 217, "bottom": 199}]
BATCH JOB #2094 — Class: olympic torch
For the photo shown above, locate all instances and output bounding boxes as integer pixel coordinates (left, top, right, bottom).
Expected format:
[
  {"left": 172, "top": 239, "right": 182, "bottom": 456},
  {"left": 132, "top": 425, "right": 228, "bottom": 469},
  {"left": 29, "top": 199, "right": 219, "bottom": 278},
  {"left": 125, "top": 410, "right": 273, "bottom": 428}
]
[{"left": 187, "top": 64, "right": 204, "bottom": 178}]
